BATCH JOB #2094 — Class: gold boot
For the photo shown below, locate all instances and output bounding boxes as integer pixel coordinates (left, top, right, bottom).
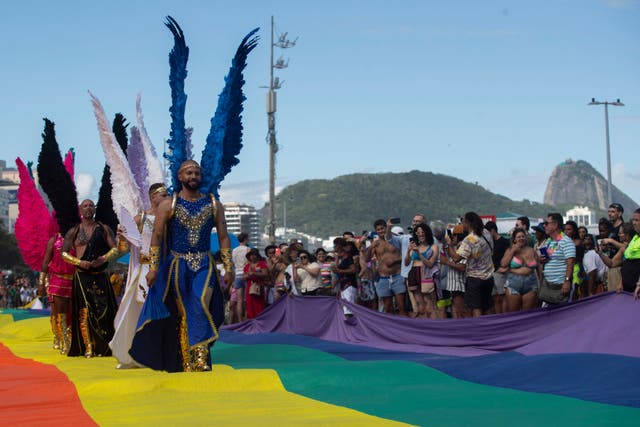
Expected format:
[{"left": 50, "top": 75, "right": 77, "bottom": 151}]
[
  {"left": 178, "top": 316, "right": 193, "bottom": 372},
  {"left": 79, "top": 308, "right": 93, "bottom": 358},
  {"left": 191, "top": 345, "right": 211, "bottom": 372},
  {"left": 57, "top": 314, "right": 71, "bottom": 355},
  {"left": 51, "top": 314, "right": 61, "bottom": 351}
]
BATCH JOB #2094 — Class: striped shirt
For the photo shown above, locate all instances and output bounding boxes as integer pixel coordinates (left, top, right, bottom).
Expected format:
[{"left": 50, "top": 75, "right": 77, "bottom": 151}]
[{"left": 542, "top": 232, "right": 576, "bottom": 284}]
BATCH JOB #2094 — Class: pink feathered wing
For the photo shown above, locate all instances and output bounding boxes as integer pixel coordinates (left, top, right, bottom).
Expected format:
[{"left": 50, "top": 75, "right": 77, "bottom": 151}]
[{"left": 14, "top": 157, "right": 58, "bottom": 270}]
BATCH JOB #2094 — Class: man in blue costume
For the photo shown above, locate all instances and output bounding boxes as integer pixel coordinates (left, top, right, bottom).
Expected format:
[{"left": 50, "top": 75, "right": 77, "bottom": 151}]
[{"left": 130, "top": 160, "right": 234, "bottom": 372}]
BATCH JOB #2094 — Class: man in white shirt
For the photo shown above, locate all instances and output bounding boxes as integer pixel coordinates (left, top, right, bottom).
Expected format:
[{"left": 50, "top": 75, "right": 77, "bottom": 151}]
[
  {"left": 583, "top": 234, "right": 608, "bottom": 297},
  {"left": 231, "top": 232, "right": 250, "bottom": 321}
]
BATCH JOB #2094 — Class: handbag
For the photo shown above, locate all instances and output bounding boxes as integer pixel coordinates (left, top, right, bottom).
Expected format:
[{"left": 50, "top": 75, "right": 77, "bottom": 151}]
[
  {"left": 248, "top": 282, "right": 261, "bottom": 296},
  {"left": 538, "top": 279, "right": 569, "bottom": 304}
]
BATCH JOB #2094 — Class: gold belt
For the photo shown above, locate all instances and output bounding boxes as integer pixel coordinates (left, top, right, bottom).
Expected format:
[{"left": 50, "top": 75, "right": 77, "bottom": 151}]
[
  {"left": 139, "top": 254, "right": 151, "bottom": 264},
  {"left": 171, "top": 250, "right": 208, "bottom": 271},
  {"left": 52, "top": 273, "right": 73, "bottom": 280}
]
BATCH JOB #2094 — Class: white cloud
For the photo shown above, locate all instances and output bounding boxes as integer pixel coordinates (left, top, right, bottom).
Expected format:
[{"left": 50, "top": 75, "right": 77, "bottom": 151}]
[{"left": 75, "top": 173, "right": 94, "bottom": 199}]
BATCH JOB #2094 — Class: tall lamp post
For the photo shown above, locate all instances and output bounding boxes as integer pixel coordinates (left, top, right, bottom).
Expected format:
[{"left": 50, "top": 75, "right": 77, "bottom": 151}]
[
  {"left": 266, "top": 16, "right": 297, "bottom": 244},
  {"left": 588, "top": 98, "right": 624, "bottom": 206}
]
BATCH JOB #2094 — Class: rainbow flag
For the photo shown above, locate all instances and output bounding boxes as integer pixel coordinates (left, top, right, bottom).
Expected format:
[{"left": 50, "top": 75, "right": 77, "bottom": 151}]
[{"left": 1, "top": 292, "right": 639, "bottom": 426}]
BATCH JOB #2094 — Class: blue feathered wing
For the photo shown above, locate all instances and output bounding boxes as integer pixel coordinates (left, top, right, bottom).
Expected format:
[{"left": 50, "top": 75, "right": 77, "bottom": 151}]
[
  {"left": 199, "top": 28, "right": 259, "bottom": 198},
  {"left": 164, "top": 15, "right": 190, "bottom": 192}
]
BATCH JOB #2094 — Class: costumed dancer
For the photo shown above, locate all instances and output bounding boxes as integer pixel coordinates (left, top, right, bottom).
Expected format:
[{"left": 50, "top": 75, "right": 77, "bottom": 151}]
[
  {"left": 129, "top": 16, "right": 258, "bottom": 372},
  {"left": 62, "top": 199, "right": 119, "bottom": 358},
  {"left": 14, "top": 119, "right": 79, "bottom": 354},
  {"left": 90, "top": 93, "right": 168, "bottom": 368}
]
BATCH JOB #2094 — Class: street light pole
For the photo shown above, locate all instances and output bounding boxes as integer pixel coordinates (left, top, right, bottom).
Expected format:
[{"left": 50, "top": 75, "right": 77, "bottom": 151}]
[
  {"left": 265, "top": 16, "right": 297, "bottom": 244},
  {"left": 588, "top": 98, "right": 624, "bottom": 207}
]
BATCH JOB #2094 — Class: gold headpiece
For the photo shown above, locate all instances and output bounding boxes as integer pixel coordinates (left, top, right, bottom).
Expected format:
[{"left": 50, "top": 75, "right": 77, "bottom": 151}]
[
  {"left": 150, "top": 185, "right": 168, "bottom": 196},
  {"left": 178, "top": 160, "right": 201, "bottom": 174}
]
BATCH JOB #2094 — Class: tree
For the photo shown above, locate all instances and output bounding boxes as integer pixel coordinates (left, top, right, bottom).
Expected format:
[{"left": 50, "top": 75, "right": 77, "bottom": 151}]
[{"left": 0, "top": 227, "right": 27, "bottom": 269}]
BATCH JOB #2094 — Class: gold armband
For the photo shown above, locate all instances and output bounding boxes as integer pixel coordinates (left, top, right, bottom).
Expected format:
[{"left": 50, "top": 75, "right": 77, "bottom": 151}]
[
  {"left": 149, "top": 246, "right": 161, "bottom": 271},
  {"left": 103, "top": 247, "right": 120, "bottom": 263},
  {"left": 117, "top": 236, "right": 129, "bottom": 252},
  {"left": 220, "top": 247, "right": 234, "bottom": 274},
  {"left": 61, "top": 251, "right": 82, "bottom": 267},
  {"left": 38, "top": 272, "right": 48, "bottom": 287}
]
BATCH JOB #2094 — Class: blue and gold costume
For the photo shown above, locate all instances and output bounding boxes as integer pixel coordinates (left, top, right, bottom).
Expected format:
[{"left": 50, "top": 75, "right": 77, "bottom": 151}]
[{"left": 129, "top": 194, "right": 224, "bottom": 372}]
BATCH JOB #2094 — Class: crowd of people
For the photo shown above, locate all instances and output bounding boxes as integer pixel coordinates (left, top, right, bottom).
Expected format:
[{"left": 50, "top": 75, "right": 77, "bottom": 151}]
[
  {"left": 0, "top": 274, "right": 38, "bottom": 308},
  {"left": 224, "top": 203, "right": 640, "bottom": 322}
]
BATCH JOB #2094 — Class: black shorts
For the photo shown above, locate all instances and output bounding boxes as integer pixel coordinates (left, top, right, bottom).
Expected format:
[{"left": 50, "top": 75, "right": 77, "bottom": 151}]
[{"left": 464, "top": 276, "right": 494, "bottom": 311}]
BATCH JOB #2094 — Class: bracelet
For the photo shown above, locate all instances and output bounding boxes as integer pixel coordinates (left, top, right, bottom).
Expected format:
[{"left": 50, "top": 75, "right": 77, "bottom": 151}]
[
  {"left": 38, "top": 272, "right": 47, "bottom": 286},
  {"left": 103, "top": 247, "right": 120, "bottom": 263},
  {"left": 117, "top": 237, "right": 129, "bottom": 252},
  {"left": 61, "top": 251, "right": 82, "bottom": 267},
  {"left": 220, "top": 247, "right": 234, "bottom": 275},
  {"left": 149, "top": 246, "right": 161, "bottom": 271}
]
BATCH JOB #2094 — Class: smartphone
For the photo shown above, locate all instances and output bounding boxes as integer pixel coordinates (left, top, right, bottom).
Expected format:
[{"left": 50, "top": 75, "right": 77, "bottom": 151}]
[
  {"left": 539, "top": 247, "right": 548, "bottom": 258},
  {"left": 409, "top": 237, "right": 415, "bottom": 244},
  {"left": 389, "top": 217, "right": 401, "bottom": 224},
  {"left": 446, "top": 229, "right": 453, "bottom": 239}
]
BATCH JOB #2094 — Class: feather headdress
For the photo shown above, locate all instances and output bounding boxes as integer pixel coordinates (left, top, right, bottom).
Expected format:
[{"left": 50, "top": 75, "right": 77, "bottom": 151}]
[
  {"left": 95, "top": 113, "right": 129, "bottom": 232},
  {"left": 163, "top": 16, "right": 259, "bottom": 197},
  {"left": 14, "top": 157, "right": 57, "bottom": 270},
  {"left": 90, "top": 92, "right": 143, "bottom": 222},
  {"left": 164, "top": 16, "right": 190, "bottom": 192},
  {"left": 200, "top": 28, "right": 259, "bottom": 197},
  {"left": 36, "top": 119, "right": 79, "bottom": 236}
]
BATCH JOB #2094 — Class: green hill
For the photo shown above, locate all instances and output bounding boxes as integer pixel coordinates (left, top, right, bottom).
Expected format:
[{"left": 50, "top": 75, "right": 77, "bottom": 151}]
[{"left": 263, "top": 170, "right": 557, "bottom": 238}]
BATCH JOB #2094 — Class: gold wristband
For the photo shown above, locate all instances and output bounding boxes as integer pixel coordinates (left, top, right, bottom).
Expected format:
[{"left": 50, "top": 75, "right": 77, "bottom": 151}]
[
  {"left": 61, "top": 251, "right": 82, "bottom": 267},
  {"left": 149, "top": 246, "right": 161, "bottom": 271},
  {"left": 220, "top": 247, "right": 234, "bottom": 274},
  {"left": 103, "top": 247, "right": 120, "bottom": 263},
  {"left": 38, "top": 272, "right": 47, "bottom": 286}
]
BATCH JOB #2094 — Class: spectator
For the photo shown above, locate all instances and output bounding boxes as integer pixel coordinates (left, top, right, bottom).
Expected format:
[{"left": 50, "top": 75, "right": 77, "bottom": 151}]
[
  {"left": 293, "top": 250, "right": 323, "bottom": 295},
  {"left": 607, "top": 203, "right": 625, "bottom": 292},
  {"left": 500, "top": 228, "right": 539, "bottom": 312},
  {"left": 365, "top": 219, "right": 407, "bottom": 315},
  {"left": 446, "top": 212, "right": 495, "bottom": 317},
  {"left": 332, "top": 237, "right": 358, "bottom": 314},
  {"left": 232, "top": 232, "right": 251, "bottom": 321},
  {"left": 244, "top": 248, "right": 269, "bottom": 319},
  {"left": 357, "top": 241, "right": 377, "bottom": 310},
  {"left": 404, "top": 223, "right": 440, "bottom": 318},
  {"left": 314, "top": 248, "right": 334, "bottom": 296},
  {"left": 578, "top": 226, "right": 588, "bottom": 242},
  {"left": 583, "top": 234, "right": 607, "bottom": 296},
  {"left": 539, "top": 213, "right": 576, "bottom": 305},
  {"left": 564, "top": 220, "right": 581, "bottom": 247},
  {"left": 441, "top": 224, "right": 468, "bottom": 318},
  {"left": 485, "top": 221, "right": 509, "bottom": 314},
  {"left": 599, "top": 216, "right": 640, "bottom": 294}
]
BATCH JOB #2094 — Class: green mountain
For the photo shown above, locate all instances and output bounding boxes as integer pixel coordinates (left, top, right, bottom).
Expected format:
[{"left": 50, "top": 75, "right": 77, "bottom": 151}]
[{"left": 263, "top": 170, "right": 557, "bottom": 238}]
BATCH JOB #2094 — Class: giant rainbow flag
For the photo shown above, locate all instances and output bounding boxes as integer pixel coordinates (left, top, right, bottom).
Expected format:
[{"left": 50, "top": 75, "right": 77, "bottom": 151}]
[{"left": 1, "top": 292, "right": 639, "bottom": 426}]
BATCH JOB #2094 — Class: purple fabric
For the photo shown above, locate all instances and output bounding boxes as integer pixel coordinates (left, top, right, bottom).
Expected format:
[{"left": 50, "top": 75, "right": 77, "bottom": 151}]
[{"left": 224, "top": 292, "right": 640, "bottom": 358}]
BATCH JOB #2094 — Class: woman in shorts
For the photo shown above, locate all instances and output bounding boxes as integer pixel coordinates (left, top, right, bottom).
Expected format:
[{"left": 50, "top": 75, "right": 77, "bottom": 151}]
[{"left": 500, "top": 228, "right": 539, "bottom": 312}]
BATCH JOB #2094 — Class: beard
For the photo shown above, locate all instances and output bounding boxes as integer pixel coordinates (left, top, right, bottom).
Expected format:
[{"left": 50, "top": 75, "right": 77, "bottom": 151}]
[{"left": 182, "top": 179, "right": 200, "bottom": 191}]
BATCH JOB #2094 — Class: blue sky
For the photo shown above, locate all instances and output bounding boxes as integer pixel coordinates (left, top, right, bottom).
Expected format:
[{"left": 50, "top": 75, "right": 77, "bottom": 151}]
[{"left": 1, "top": 0, "right": 638, "bottom": 212}]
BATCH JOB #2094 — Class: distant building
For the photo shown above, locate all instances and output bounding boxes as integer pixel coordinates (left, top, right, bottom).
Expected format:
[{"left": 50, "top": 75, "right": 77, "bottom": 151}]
[
  {"left": 223, "top": 202, "right": 261, "bottom": 248},
  {"left": 564, "top": 205, "right": 596, "bottom": 227},
  {"left": 0, "top": 188, "right": 10, "bottom": 232}
]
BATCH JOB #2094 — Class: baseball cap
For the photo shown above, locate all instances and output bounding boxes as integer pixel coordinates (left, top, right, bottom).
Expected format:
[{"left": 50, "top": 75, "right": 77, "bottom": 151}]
[{"left": 391, "top": 226, "right": 405, "bottom": 235}]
